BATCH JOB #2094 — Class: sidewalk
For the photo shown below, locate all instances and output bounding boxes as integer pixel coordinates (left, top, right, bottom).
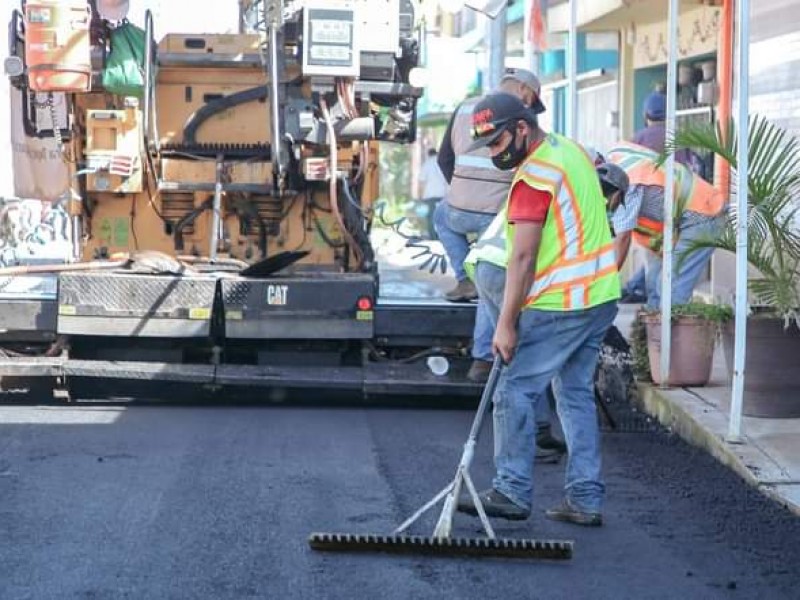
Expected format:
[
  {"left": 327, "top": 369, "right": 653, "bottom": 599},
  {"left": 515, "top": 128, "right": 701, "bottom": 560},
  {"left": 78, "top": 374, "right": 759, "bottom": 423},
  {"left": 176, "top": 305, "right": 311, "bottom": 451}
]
[{"left": 630, "top": 321, "right": 800, "bottom": 517}]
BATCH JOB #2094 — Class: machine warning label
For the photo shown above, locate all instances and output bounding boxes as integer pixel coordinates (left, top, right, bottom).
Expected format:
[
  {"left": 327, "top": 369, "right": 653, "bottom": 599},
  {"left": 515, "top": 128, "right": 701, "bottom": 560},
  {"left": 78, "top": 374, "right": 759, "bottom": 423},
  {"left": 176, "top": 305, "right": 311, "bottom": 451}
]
[
  {"left": 266, "top": 285, "right": 289, "bottom": 306},
  {"left": 58, "top": 305, "right": 77, "bottom": 316},
  {"left": 189, "top": 308, "right": 211, "bottom": 320}
]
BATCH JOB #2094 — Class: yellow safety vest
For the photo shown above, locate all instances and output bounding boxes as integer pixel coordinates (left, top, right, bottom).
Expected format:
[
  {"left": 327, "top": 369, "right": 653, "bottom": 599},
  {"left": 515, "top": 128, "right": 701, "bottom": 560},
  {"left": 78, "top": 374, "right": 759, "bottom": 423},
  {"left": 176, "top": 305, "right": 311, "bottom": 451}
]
[{"left": 465, "top": 134, "right": 620, "bottom": 311}]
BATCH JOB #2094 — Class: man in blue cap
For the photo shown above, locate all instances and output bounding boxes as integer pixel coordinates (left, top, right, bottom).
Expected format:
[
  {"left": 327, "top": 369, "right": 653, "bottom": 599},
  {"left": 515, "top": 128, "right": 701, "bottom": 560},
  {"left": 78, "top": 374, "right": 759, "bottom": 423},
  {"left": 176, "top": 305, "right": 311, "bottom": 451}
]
[
  {"left": 619, "top": 90, "right": 695, "bottom": 303},
  {"left": 633, "top": 91, "right": 668, "bottom": 155}
]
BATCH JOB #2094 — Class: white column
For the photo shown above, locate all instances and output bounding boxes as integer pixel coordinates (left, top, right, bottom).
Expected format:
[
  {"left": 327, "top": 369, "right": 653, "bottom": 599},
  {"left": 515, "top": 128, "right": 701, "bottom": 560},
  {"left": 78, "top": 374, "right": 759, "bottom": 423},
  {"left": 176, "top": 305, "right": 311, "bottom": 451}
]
[
  {"left": 523, "top": 0, "right": 537, "bottom": 71},
  {"left": 566, "top": 0, "right": 578, "bottom": 138},
  {"left": 729, "top": 0, "right": 751, "bottom": 442},
  {"left": 487, "top": 7, "right": 508, "bottom": 91},
  {"left": 659, "top": 0, "right": 680, "bottom": 387}
]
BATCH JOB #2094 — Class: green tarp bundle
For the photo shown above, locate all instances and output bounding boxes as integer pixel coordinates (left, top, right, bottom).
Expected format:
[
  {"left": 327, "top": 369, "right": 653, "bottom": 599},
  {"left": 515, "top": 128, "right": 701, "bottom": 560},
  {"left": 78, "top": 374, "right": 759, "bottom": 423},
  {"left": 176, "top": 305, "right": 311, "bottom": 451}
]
[{"left": 101, "top": 21, "right": 147, "bottom": 98}]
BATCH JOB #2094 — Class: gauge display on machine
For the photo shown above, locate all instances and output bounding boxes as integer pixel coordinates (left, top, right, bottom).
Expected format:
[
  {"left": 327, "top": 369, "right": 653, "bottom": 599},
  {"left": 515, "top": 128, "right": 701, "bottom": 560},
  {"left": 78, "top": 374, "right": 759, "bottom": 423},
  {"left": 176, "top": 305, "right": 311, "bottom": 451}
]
[{"left": 302, "top": 1, "right": 360, "bottom": 77}]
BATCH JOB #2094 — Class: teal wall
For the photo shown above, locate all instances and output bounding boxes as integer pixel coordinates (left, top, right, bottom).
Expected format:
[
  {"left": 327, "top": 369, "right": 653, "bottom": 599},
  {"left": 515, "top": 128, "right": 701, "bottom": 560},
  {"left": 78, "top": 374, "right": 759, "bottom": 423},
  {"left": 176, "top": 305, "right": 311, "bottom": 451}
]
[
  {"left": 633, "top": 65, "right": 666, "bottom": 131},
  {"left": 540, "top": 34, "right": 619, "bottom": 77}
]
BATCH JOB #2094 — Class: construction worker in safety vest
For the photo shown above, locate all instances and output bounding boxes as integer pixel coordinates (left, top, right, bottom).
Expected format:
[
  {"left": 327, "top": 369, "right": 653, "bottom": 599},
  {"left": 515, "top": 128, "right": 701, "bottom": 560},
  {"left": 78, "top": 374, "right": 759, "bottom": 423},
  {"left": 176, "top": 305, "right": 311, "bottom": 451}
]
[
  {"left": 607, "top": 141, "right": 726, "bottom": 310},
  {"left": 455, "top": 93, "right": 620, "bottom": 525},
  {"left": 463, "top": 158, "right": 629, "bottom": 467}
]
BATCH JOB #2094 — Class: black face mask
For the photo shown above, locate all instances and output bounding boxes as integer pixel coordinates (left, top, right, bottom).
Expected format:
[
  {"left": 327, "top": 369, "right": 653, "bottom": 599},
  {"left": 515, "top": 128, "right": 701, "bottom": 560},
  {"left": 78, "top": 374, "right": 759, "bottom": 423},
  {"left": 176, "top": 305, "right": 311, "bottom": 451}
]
[{"left": 492, "top": 129, "right": 529, "bottom": 171}]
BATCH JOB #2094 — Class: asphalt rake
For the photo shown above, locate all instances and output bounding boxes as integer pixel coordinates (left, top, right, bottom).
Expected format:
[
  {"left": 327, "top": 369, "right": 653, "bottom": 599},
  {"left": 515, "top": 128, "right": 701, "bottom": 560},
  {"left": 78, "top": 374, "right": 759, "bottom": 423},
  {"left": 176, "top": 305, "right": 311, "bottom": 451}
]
[{"left": 309, "top": 357, "right": 574, "bottom": 560}]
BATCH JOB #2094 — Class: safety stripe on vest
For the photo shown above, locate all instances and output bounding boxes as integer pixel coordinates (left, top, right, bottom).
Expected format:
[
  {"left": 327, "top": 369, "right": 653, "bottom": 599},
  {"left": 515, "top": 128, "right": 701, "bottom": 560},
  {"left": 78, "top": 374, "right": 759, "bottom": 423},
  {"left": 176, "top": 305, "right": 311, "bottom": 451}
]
[
  {"left": 636, "top": 216, "right": 663, "bottom": 234},
  {"left": 527, "top": 264, "right": 618, "bottom": 309},
  {"left": 455, "top": 155, "right": 496, "bottom": 169},
  {"left": 607, "top": 153, "right": 643, "bottom": 171},
  {"left": 528, "top": 243, "right": 616, "bottom": 299},
  {"left": 608, "top": 143, "right": 658, "bottom": 162},
  {"left": 517, "top": 160, "right": 585, "bottom": 260},
  {"left": 569, "top": 284, "right": 585, "bottom": 310}
]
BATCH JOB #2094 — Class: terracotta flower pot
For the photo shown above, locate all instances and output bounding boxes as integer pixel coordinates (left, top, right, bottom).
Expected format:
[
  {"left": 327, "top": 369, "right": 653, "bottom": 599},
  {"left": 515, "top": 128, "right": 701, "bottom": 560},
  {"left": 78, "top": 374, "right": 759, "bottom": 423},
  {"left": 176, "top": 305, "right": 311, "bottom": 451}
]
[
  {"left": 722, "top": 318, "right": 800, "bottom": 418},
  {"left": 642, "top": 315, "right": 717, "bottom": 386}
]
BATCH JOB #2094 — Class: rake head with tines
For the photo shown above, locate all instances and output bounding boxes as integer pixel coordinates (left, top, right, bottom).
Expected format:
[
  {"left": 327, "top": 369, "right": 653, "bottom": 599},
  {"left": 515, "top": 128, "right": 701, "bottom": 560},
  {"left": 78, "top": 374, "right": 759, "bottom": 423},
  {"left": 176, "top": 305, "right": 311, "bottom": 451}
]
[
  {"left": 308, "top": 357, "right": 575, "bottom": 560},
  {"left": 308, "top": 533, "right": 573, "bottom": 560}
]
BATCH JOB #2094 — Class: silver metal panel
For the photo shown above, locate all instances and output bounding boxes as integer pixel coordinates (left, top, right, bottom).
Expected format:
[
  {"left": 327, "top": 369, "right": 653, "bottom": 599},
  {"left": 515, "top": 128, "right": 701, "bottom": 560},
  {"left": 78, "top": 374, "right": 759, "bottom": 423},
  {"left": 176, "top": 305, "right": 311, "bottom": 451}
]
[
  {"left": 57, "top": 316, "right": 211, "bottom": 337},
  {"left": 0, "top": 300, "right": 57, "bottom": 333},
  {"left": 57, "top": 272, "right": 217, "bottom": 338},
  {"left": 0, "top": 357, "right": 63, "bottom": 377},
  {"left": 63, "top": 360, "right": 215, "bottom": 383},
  {"left": 0, "top": 274, "right": 58, "bottom": 299}
]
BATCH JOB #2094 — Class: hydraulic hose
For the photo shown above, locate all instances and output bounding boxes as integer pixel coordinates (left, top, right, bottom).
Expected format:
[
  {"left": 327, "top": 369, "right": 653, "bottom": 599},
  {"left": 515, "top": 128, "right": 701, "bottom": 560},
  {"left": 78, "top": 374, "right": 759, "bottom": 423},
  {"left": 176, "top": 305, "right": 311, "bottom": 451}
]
[{"left": 182, "top": 86, "right": 268, "bottom": 145}]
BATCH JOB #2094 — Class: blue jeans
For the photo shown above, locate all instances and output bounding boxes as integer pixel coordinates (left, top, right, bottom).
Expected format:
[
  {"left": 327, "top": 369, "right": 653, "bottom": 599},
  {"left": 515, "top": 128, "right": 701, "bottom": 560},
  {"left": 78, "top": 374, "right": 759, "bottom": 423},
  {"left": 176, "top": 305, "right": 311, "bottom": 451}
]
[
  {"left": 433, "top": 202, "right": 496, "bottom": 281},
  {"left": 489, "top": 297, "right": 618, "bottom": 512},
  {"left": 472, "top": 301, "right": 494, "bottom": 362},
  {"left": 474, "top": 262, "right": 555, "bottom": 433},
  {"left": 623, "top": 267, "right": 647, "bottom": 297},
  {"left": 645, "top": 217, "right": 723, "bottom": 310}
]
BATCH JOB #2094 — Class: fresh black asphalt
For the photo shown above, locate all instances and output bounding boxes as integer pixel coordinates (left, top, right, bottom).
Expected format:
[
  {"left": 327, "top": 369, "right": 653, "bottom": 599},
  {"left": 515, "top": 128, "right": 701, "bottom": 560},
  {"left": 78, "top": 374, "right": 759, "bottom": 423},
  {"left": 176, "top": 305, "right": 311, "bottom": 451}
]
[{"left": 1, "top": 401, "right": 799, "bottom": 599}]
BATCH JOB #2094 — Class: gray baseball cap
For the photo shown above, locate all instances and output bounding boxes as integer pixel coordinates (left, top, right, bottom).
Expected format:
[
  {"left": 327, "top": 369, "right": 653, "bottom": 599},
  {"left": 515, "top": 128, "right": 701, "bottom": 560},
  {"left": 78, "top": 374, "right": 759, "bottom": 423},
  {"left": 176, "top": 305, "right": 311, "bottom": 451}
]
[{"left": 501, "top": 67, "right": 546, "bottom": 114}]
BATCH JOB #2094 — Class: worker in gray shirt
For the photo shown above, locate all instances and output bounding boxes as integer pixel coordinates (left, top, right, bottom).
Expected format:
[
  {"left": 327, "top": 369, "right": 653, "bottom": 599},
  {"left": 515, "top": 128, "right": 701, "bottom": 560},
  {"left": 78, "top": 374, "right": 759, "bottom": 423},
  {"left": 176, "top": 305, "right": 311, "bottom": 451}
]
[{"left": 435, "top": 68, "right": 546, "bottom": 305}]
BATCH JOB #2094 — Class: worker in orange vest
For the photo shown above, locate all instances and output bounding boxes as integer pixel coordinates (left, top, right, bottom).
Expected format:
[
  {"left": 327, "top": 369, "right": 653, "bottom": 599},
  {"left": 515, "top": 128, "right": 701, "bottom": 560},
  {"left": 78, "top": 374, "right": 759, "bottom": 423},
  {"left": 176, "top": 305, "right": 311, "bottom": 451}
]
[{"left": 607, "top": 141, "right": 726, "bottom": 309}]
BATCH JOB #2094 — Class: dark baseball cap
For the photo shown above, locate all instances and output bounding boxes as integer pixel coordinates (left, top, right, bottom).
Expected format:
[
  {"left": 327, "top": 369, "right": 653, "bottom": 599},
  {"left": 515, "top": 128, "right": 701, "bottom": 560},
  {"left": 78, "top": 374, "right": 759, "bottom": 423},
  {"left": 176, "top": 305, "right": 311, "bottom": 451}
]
[
  {"left": 597, "top": 162, "right": 629, "bottom": 196},
  {"left": 501, "top": 67, "right": 546, "bottom": 114},
  {"left": 467, "top": 92, "right": 537, "bottom": 152}
]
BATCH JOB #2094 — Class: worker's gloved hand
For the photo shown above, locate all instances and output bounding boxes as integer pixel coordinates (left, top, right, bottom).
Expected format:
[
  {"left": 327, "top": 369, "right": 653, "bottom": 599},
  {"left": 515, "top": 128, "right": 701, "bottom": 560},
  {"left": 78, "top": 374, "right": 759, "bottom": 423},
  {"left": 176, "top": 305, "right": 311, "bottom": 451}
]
[{"left": 492, "top": 319, "right": 517, "bottom": 364}]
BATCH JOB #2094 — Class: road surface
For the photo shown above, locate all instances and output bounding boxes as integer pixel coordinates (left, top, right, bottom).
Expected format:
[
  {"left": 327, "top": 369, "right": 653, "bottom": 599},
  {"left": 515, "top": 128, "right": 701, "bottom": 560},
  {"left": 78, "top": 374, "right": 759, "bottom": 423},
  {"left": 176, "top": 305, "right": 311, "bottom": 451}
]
[{"left": 1, "top": 399, "right": 799, "bottom": 599}]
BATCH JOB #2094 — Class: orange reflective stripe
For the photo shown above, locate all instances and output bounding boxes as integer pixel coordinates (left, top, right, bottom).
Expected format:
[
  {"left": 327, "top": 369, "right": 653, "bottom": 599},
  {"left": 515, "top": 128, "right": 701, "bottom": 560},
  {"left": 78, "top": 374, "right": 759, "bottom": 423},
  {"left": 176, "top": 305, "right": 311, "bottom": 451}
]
[
  {"left": 526, "top": 264, "right": 618, "bottom": 307},
  {"left": 535, "top": 243, "right": 615, "bottom": 280},
  {"left": 529, "top": 245, "right": 617, "bottom": 297},
  {"left": 528, "top": 158, "right": 586, "bottom": 256},
  {"left": 636, "top": 216, "right": 663, "bottom": 234}
]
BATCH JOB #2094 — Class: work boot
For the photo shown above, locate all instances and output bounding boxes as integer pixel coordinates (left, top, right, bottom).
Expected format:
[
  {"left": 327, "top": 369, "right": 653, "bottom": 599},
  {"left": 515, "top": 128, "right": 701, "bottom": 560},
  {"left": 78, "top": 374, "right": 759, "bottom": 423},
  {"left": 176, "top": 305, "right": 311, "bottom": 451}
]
[
  {"left": 445, "top": 279, "right": 478, "bottom": 302},
  {"left": 536, "top": 427, "right": 568, "bottom": 454},
  {"left": 535, "top": 446, "right": 564, "bottom": 464},
  {"left": 619, "top": 291, "right": 647, "bottom": 304},
  {"left": 545, "top": 499, "right": 603, "bottom": 527},
  {"left": 457, "top": 488, "right": 530, "bottom": 521},
  {"left": 535, "top": 427, "right": 567, "bottom": 463},
  {"left": 466, "top": 359, "right": 492, "bottom": 383}
]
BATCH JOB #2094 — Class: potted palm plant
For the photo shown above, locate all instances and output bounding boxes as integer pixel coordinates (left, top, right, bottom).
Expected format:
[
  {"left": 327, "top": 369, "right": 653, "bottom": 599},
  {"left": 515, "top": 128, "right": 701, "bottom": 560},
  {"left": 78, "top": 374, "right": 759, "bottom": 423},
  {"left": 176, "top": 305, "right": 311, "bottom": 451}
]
[
  {"left": 640, "top": 303, "right": 732, "bottom": 387},
  {"left": 665, "top": 115, "right": 800, "bottom": 417}
]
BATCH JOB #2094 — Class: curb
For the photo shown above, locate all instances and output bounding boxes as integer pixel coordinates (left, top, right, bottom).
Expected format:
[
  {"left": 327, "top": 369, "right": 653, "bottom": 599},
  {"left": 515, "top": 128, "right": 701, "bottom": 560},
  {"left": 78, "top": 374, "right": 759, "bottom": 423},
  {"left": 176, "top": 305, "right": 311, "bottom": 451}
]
[{"left": 636, "top": 383, "right": 800, "bottom": 518}]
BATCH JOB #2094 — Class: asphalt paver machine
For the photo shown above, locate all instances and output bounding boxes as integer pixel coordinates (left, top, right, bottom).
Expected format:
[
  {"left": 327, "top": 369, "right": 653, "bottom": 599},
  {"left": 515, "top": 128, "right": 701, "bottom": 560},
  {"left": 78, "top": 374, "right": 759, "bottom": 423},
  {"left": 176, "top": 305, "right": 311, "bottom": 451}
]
[{"left": 1, "top": 0, "right": 480, "bottom": 400}]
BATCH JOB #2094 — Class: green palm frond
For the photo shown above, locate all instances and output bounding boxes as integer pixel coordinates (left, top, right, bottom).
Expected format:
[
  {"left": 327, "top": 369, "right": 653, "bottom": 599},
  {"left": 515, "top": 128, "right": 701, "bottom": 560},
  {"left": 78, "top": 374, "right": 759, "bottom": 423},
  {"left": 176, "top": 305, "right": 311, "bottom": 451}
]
[
  {"left": 664, "top": 115, "right": 800, "bottom": 324},
  {"left": 663, "top": 119, "right": 736, "bottom": 165}
]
